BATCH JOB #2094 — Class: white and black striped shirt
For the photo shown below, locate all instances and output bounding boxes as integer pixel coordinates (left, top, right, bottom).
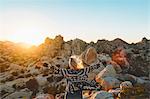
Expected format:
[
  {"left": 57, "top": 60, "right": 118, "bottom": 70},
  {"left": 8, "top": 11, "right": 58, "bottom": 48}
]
[{"left": 53, "top": 60, "right": 103, "bottom": 93}]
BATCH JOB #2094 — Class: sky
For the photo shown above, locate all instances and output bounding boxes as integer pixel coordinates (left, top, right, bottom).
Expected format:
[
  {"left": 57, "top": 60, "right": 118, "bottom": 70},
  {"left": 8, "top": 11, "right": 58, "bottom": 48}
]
[{"left": 0, "top": 0, "right": 150, "bottom": 45}]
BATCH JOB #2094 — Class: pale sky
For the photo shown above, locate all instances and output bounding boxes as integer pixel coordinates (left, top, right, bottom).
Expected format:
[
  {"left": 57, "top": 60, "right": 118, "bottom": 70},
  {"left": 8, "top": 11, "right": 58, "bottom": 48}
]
[{"left": 0, "top": 0, "right": 150, "bottom": 45}]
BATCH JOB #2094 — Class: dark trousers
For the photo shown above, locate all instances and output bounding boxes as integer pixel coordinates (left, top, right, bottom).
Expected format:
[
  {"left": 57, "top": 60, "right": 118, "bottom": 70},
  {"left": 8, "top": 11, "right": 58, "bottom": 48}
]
[{"left": 65, "top": 90, "right": 82, "bottom": 99}]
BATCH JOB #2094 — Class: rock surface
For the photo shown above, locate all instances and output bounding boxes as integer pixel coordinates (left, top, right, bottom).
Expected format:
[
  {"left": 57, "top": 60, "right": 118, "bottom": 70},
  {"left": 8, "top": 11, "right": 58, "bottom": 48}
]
[
  {"left": 90, "top": 91, "right": 114, "bottom": 99},
  {"left": 100, "top": 77, "right": 120, "bottom": 91},
  {"left": 96, "top": 65, "right": 116, "bottom": 80},
  {"left": 120, "top": 81, "right": 133, "bottom": 90},
  {"left": 0, "top": 36, "right": 149, "bottom": 99}
]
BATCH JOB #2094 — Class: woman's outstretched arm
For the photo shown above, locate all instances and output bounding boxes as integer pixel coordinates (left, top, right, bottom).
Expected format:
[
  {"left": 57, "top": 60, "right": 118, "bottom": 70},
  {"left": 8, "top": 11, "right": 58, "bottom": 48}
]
[
  {"left": 52, "top": 65, "right": 67, "bottom": 76},
  {"left": 52, "top": 65, "right": 79, "bottom": 77},
  {"left": 84, "top": 59, "right": 104, "bottom": 74}
]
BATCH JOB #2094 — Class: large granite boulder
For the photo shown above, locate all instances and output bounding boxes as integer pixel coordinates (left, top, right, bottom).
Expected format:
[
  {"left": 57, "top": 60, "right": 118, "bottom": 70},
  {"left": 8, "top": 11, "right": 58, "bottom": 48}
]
[
  {"left": 81, "top": 47, "right": 97, "bottom": 65},
  {"left": 99, "top": 77, "right": 120, "bottom": 91},
  {"left": 96, "top": 65, "right": 116, "bottom": 81}
]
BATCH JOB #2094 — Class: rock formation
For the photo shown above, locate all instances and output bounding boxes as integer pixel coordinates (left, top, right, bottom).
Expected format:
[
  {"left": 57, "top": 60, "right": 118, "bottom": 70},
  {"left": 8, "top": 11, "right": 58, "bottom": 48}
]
[{"left": 0, "top": 35, "right": 149, "bottom": 99}]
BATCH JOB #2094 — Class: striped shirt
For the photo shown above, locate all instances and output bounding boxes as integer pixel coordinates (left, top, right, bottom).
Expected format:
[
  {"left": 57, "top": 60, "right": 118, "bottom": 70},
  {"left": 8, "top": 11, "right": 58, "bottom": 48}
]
[{"left": 53, "top": 60, "right": 103, "bottom": 93}]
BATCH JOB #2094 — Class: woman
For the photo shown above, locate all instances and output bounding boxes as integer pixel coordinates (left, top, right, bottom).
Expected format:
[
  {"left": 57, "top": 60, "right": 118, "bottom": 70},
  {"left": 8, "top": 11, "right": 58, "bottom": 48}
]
[{"left": 51, "top": 47, "right": 104, "bottom": 99}]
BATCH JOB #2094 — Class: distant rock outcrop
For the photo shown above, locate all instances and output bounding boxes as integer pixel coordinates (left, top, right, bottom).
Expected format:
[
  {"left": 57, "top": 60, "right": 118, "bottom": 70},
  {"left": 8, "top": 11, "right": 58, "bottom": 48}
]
[
  {"left": 70, "top": 38, "right": 88, "bottom": 55},
  {"left": 37, "top": 35, "right": 64, "bottom": 58}
]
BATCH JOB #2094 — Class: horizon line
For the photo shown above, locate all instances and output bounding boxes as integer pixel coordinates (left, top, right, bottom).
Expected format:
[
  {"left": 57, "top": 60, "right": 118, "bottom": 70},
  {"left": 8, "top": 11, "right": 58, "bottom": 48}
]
[{"left": 0, "top": 35, "right": 149, "bottom": 46}]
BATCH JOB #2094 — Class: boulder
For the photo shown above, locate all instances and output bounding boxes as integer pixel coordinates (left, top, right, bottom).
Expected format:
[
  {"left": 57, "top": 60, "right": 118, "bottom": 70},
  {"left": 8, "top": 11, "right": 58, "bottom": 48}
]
[
  {"left": 98, "top": 53, "right": 112, "bottom": 63},
  {"left": 12, "top": 79, "right": 26, "bottom": 90},
  {"left": 126, "top": 39, "right": 150, "bottom": 76},
  {"left": 98, "top": 53, "right": 122, "bottom": 73},
  {"left": 119, "top": 81, "right": 135, "bottom": 96},
  {"left": 109, "top": 61, "right": 122, "bottom": 73},
  {"left": 55, "top": 93, "right": 65, "bottom": 99},
  {"left": 87, "top": 60, "right": 105, "bottom": 80},
  {"left": 26, "top": 78, "right": 39, "bottom": 92},
  {"left": 52, "top": 56, "right": 69, "bottom": 69},
  {"left": 116, "top": 74, "right": 137, "bottom": 84},
  {"left": 43, "top": 79, "right": 66, "bottom": 95},
  {"left": 81, "top": 47, "right": 97, "bottom": 65},
  {"left": 1, "top": 78, "right": 27, "bottom": 89},
  {"left": 120, "top": 81, "right": 133, "bottom": 90},
  {"left": 0, "top": 72, "right": 14, "bottom": 83},
  {"left": 3, "top": 91, "right": 32, "bottom": 99},
  {"left": 40, "top": 56, "right": 50, "bottom": 62},
  {"left": 8, "top": 63, "right": 24, "bottom": 71},
  {"left": 43, "top": 84, "right": 58, "bottom": 95},
  {"left": 27, "top": 66, "right": 40, "bottom": 75},
  {"left": 90, "top": 91, "right": 114, "bottom": 99},
  {"left": 38, "top": 35, "right": 64, "bottom": 58},
  {"left": 99, "top": 77, "right": 120, "bottom": 91},
  {"left": 108, "top": 88, "right": 121, "bottom": 97},
  {"left": 59, "top": 43, "right": 72, "bottom": 57},
  {"left": 71, "top": 38, "right": 87, "bottom": 55},
  {"left": 112, "top": 48, "right": 130, "bottom": 72},
  {"left": 96, "top": 65, "right": 116, "bottom": 82},
  {"left": 35, "top": 75, "right": 48, "bottom": 87},
  {"left": 136, "top": 77, "right": 149, "bottom": 84},
  {"left": 47, "top": 75, "right": 64, "bottom": 83},
  {"left": 0, "top": 84, "right": 15, "bottom": 97},
  {"left": 35, "top": 94, "right": 54, "bottom": 99}
]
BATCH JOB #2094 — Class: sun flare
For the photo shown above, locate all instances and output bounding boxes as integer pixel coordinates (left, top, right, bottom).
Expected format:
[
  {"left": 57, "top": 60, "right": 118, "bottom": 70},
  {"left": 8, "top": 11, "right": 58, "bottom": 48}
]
[{"left": 4, "top": 32, "right": 46, "bottom": 46}]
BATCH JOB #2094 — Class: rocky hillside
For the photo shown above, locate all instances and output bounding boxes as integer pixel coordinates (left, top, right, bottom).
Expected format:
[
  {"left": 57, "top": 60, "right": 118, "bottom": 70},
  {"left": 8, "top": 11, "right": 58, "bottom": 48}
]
[
  {"left": 0, "top": 35, "right": 150, "bottom": 99},
  {"left": 1, "top": 36, "right": 149, "bottom": 76}
]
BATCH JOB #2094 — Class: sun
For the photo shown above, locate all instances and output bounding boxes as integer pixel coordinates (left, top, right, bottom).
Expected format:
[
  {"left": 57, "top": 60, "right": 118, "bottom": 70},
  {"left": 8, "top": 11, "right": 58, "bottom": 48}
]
[
  {"left": 1, "top": 10, "right": 52, "bottom": 46},
  {"left": 5, "top": 31, "right": 45, "bottom": 46}
]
